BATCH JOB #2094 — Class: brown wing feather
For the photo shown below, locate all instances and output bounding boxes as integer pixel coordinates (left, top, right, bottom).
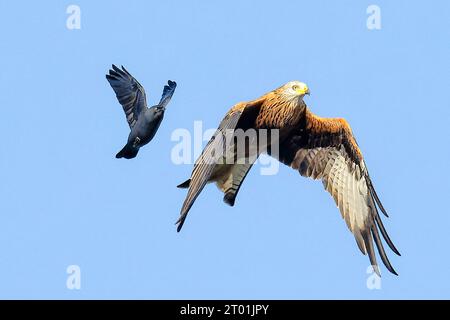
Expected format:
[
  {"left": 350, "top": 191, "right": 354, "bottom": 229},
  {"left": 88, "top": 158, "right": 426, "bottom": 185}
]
[
  {"left": 278, "top": 109, "right": 400, "bottom": 276},
  {"left": 176, "top": 97, "right": 265, "bottom": 231},
  {"left": 176, "top": 111, "right": 242, "bottom": 231}
]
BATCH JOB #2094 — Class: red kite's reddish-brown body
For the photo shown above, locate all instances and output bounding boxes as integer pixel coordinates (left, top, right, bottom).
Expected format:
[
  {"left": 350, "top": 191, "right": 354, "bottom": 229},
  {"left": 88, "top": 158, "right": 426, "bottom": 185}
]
[{"left": 177, "top": 81, "right": 400, "bottom": 276}]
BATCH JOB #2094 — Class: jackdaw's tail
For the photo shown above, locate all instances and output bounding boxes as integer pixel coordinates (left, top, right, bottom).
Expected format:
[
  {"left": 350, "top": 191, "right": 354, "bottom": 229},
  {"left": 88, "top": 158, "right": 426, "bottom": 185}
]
[{"left": 116, "top": 144, "right": 139, "bottom": 159}]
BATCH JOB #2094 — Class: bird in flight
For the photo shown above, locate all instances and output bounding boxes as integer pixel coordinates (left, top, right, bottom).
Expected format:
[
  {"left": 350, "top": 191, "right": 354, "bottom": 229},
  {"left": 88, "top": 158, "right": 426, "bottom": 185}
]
[
  {"left": 177, "top": 81, "right": 400, "bottom": 276},
  {"left": 106, "top": 64, "right": 177, "bottom": 159}
]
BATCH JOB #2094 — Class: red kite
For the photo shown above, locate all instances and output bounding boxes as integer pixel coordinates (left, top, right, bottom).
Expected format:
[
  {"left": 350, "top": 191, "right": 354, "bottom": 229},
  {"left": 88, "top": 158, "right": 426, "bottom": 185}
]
[{"left": 177, "top": 81, "right": 400, "bottom": 276}]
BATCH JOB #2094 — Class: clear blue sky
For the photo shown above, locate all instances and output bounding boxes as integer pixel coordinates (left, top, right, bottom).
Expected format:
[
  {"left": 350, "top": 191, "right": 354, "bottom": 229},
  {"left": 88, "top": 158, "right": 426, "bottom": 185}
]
[{"left": 0, "top": 0, "right": 449, "bottom": 299}]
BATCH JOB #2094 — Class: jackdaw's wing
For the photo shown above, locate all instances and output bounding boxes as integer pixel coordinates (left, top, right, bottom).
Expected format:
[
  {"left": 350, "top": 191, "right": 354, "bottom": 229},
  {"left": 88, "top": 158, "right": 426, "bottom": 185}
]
[
  {"left": 158, "top": 80, "right": 177, "bottom": 109},
  {"left": 106, "top": 65, "right": 147, "bottom": 128}
]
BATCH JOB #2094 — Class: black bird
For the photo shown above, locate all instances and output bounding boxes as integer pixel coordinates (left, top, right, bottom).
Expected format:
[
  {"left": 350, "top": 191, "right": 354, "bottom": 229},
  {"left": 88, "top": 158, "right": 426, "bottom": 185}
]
[{"left": 106, "top": 65, "right": 177, "bottom": 159}]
